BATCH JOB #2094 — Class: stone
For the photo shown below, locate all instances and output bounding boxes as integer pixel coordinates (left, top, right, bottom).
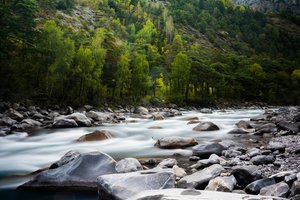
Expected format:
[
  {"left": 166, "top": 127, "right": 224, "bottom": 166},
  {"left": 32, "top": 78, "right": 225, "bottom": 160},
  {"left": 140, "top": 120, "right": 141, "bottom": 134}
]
[
  {"left": 97, "top": 168, "right": 175, "bottom": 200},
  {"left": 153, "top": 113, "right": 165, "bottom": 120},
  {"left": 21, "top": 119, "right": 42, "bottom": 127},
  {"left": 231, "top": 165, "right": 261, "bottom": 188},
  {"left": 285, "top": 174, "right": 297, "bottom": 185},
  {"left": 191, "top": 154, "right": 224, "bottom": 169},
  {"left": 205, "top": 176, "right": 237, "bottom": 192},
  {"left": 130, "top": 189, "right": 288, "bottom": 200},
  {"left": 173, "top": 165, "right": 186, "bottom": 178},
  {"left": 259, "top": 182, "right": 290, "bottom": 198},
  {"left": 134, "top": 106, "right": 149, "bottom": 115},
  {"left": 270, "top": 171, "right": 296, "bottom": 182},
  {"left": 187, "top": 120, "right": 201, "bottom": 125},
  {"left": 76, "top": 130, "right": 113, "bottom": 142},
  {"left": 177, "top": 164, "right": 224, "bottom": 189},
  {"left": 223, "top": 150, "right": 243, "bottom": 158},
  {"left": 192, "top": 143, "right": 226, "bottom": 157},
  {"left": 251, "top": 155, "right": 275, "bottom": 165},
  {"left": 155, "top": 136, "right": 198, "bottom": 149},
  {"left": 19, "top": 152, "right": 117, "bottom": 191},
  {"left": 277, "top": 121, "right": 299, "bottom": 134},
  {"left": 86, "top": 111, "right": 113, "bottom": 122},
  {"left": 245, "top": 178, "right": 276, "bottom": 194},
  {"left": 0, "top": 117, "right": 17, "bottom": 126},
  {"left": 8, "top": 108, "right": 24, "bottom": 121},
  {"left": 294, "top": 114, "right": 300, "bottom": 122},
  {"left": 158, "top": 158, "right": 178, "bottom": 168},
  {"left": 247, "top": 148, "right": 261, "bottom": 158},
  {"left": 52, "top": 118, "right": 78, "bottom": 128},
  {"left": 115, "top": 158, "right": 143, "bottom": 173},
  {"left": 193, "top": 122, "right": 219, "bottom": 131},
  {"left": 49, "top": 151, "right": 80, "bottom": 169},
  {"left": 236, "top": 120, "right": 253, "bottom": 129},
  {"left": 267, "top": 142, "right": 286, "bottom": 153},
  {"left": 64, "top": 113, "right": 92, "bottom": 127},
  {"left": 228, "top": 128, "right": 250, "bottom": 134},
  {"left": 254, "top": 123, "right": 277, "bottom": 135},
  {"left": 200, "top": 108, "right": 213, "bottom": 113},
  {"left": 291, "top": 181, "right": 300, "bottom": 196}
]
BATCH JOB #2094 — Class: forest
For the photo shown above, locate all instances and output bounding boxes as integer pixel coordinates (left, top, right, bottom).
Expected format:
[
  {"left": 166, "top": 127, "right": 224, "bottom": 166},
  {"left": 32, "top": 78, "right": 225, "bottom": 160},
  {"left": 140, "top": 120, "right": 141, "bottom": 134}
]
[{"left": 0, "top": 0, "right": 300, "bottom": 106}]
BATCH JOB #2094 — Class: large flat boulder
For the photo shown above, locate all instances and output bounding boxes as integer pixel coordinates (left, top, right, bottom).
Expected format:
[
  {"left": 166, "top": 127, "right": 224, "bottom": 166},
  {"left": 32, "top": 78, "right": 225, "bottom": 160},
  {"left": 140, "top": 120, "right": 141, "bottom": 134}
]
[
  {"left": 177, "top": 164, "right": 224, "bottom": 189},
  {"left": 155, "top": 136, "right": 198, "bottom": 149},
  {"left": 130, "top": 189, "right": 288, "bottom": 200},
  {"left": 19, "top": 152, "right": 117, "bottom": 191},
  {"left": 97, "top": 168, "right": 175, "bottom": 200}
]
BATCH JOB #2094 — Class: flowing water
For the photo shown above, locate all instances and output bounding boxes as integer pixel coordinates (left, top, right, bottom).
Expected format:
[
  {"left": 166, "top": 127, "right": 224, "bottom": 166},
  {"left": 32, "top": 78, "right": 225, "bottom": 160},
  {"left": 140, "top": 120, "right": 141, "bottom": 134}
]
[{"left": 0, "top": 109, "right": 264, "bottom": 199}]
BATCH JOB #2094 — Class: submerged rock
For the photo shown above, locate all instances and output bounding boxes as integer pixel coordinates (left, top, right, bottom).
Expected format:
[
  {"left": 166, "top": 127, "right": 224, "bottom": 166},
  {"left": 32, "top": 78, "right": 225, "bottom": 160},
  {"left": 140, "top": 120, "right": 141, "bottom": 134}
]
[
  {"left": 236, "top": 120, "right": 253, "bottom": 129},
  {"left": 193, "top": 122, "right": 219, "bottom": 131},
  {"left": 76, "top": 130, "right": 113, "bottom": 142}
]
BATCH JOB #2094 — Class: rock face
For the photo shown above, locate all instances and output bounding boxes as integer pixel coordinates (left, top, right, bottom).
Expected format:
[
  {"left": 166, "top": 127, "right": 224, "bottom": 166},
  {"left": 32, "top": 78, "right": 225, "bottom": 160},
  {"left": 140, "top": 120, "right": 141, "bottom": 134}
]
[
  {"left": 130, "top": 189, "right": 288, "bottom": 200},
  {"left": 115, "top": 158, "right": 143, "bottom": 173},
  {"left": 97, "top": 168, "right": 175, "bottom": 200},
  {"left": 245, "top": 178, "right": 276, "bottom": 194},
  {"left": 76, "top": 130, "right": 113, "bottom": 142},
  {"left": 192, "top": 143, "right": 226, "bottom": 157},
  {"left": 177, "top": 164, "right": 224, "bottom": 189},
  {"left": 19, "top": 152, "right": 117, "bottom": 191},
  {"left": 259, "top": 182, "right": 290, "bottom": 198},
  {"left": 193, "top": 122, "right": 219, "bottom": 131},
  {"left": 155, "top": 136, "right": 198, "bottom": 149},
  {"left": 205, "top": 176, "right": 237, "bottom": 192}
]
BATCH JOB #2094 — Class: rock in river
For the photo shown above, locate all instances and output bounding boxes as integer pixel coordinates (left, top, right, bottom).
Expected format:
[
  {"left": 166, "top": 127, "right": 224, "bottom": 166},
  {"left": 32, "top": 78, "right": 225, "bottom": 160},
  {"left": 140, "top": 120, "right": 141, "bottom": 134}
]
[
  {"left": 236, "top": 120, "right": 253, "bottom": 129},
  {"left": 76, "top": 130, "right": 113, "bottom": 142},
  {"left": 192, "top": 142, "right": 226, "bottom": 157},
  {"left": 193, "top": 122, "right": 220, "bottom": 131},
  {"left": 155, "top": 136, "right": 198, "bottom": 149},
  {"left": 19, "top": 152, "right": 117, "bottom": 191},
  {"left": 97, "top": 168, "right": 175, "bottom": 200},
  {"left": 52, "top": 118, "right": 78, "bottom": 128},
  {"left": 115, "top": 158, "right": 143, "bottom": 173}
]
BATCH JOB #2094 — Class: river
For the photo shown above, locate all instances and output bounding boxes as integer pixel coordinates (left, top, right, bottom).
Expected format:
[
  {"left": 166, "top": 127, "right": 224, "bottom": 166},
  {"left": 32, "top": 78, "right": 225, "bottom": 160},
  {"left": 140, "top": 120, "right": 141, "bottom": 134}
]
[{"left": 0, "top": 108, "right": 264, "bottom": 199}]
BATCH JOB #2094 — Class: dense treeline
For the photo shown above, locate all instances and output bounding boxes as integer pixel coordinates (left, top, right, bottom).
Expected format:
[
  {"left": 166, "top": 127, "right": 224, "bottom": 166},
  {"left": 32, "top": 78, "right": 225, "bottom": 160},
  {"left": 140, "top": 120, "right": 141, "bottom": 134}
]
[{"left": 0, "top": 0, "right": 300, "bottom": 106}]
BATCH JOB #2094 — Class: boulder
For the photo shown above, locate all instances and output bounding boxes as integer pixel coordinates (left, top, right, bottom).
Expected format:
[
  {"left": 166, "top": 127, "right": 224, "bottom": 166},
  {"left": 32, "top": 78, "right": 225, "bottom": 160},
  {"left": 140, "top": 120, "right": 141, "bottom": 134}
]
[
  {"left": 134, "top": 106, "right": 149, "bottom": 115},
  {"left": 86, "top": 111, "right": 113, "bottom": 122},
  {"left": 49, "top": 151, "right": 80, "bottom": 169},
  {"left": 247, "top": 148, "right": 261, "bottom": 158},
  {"left": 277, "top": 121, "right": 299, "bottom": 134},
  {"left": 115, "top": 158, "right": 143, "bottom": 173},
  {"left": 223, "top": 149, "right": 243, "bottom": 158},
  {"left": 231, "top": 165, "right": 261, "bottom": 188},
  {"left": 177, "top": 164, "right": 224, "bottom": 189},
  {"left": 267, "top": 142, "right": 286, "bottom": 153},
  {"left": 158, "top": 158, "right": 178, "bottom": 168},
  {"left": 21, "top": 119, "right": 42, "bottom": 127},
  {"left": 8, "top": 108, "right": 24, "bottom": 121},
  {"left": 294, "top": 114, "right": 300, "bottom": 122},
  {"left": 245, "top": 178, "right": 276, "bottom": 194},
  {"left": 153, "top": 113, "right": 165, "bottom": 120},
  {"left": 53, "top": 118, "right": 78, "bottom": 128},
  {"left": 131, "top": 189, "right": 288, "bottom": 200},
  {"left": 192, "top": 143, "right": 226, "bottom": 157},
  {"left": 251, "top": 155, "right": 275, "bottom": 165},
  {"left": 236, "top": 120, "right": 253, "bottom": 129},
  {"left": 270, "top": 171, "right": 296, "bottom": 182},
  {"left": 76, "top": 130, "right": 112, "bottom": 142},
  {"left": 173, "top": 165, "right": 187, "bottom": 178},
  {"left": 200, "top": 108, "right": 213, "bottom": 113},
  {"left": 259, "top": 182, "right": 290, "bottom": 198},
  {"left": 64, "top": 113, "right": 92, "bottom": 127},
  {"left": 205, "top": 176, "right": 237, "bottom": 192},
  {"left": 155, "top": 136, "right": 198, "bottom": 149},
  {"left": 254, "top": 123, "right": 277, "bottom": 135},
  {"left": 97, "top": 168, "right": 175, "bottom": 200},
  {"left": 228, "top": 128, "right": 250, "bottom": 134},
  {"left": 193, "top": 122, "right": 219, "bottom": 131},
  {"left": 191, "top": 154, "right": 224, "bottom": 169},
  {"left": 0, "top": 117, "right": 17, "bottom": 126},
  {"left": 187, "top": 120, "right": 201, "bottom": 125},
  {"left": 291, "top": 181, "right": 300, "bottom": 196},
  {"left": 19, "top": 152, "right": 117, "bottom": 191}
]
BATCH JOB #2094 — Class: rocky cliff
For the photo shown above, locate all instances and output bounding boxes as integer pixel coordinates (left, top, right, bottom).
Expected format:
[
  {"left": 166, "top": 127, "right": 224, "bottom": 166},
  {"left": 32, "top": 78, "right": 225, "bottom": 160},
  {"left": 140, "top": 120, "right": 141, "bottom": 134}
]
[{"left": 233, "top": 0, "right": 300, "bottom": 15}]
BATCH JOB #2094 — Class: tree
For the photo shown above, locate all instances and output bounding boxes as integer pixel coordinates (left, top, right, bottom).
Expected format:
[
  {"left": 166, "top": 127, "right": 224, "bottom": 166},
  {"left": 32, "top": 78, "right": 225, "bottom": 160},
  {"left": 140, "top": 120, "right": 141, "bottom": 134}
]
[{"left": 115, "top": 49, "right": 131, "bottom": 99}]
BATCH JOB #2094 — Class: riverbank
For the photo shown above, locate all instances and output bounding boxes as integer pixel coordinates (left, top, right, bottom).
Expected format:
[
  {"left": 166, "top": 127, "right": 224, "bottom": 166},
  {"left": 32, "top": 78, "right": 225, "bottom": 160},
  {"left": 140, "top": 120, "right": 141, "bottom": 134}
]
[{"left": 0, "top": 103, "right": 299, "bottom": 199}]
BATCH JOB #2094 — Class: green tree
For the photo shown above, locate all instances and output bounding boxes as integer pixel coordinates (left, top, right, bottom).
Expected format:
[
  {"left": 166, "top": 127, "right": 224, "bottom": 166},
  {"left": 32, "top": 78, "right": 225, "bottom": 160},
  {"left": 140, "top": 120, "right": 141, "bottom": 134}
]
[{"left": 115, "top": 49, "right": 131, "bottom": 99}]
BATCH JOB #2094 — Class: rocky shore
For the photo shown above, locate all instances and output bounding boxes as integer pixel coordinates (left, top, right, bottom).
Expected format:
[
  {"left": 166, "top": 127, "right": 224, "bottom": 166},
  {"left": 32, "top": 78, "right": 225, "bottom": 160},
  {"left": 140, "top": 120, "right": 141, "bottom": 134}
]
[{"left": 1, "top": 102, "right": 300, "bottom": 199}]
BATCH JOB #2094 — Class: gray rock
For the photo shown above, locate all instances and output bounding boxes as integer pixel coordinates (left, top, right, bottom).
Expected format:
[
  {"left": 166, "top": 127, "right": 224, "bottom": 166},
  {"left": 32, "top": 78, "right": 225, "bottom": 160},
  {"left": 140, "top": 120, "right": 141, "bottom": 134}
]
[
  {"left": 64, "top": 113, "right": 92, "bottom": 127},
  {"left": 97, "top": 168, "right": 175, "bottom": 200},
  {"left": 86, "top": 111, "right": 113, "bottom": 122},
  {"left": 0, "top": 117, "right": 17, "bottom": 126},
  {"left": 247, "top": 148, "right": 261, "bottom": 158},
  {"left": 223, "top": 149, "right": 243, "bottom": 158},
  {"left": 173, "top": 165, "right": 186, "bottom": 178},
  {"left": 277, "top": 121, "right": 299, "bottom": 134},
  {"left": 134, "top": 106, "right": 149, "bottom": 115},
  {"left": 251, "top": 155, "right": 275, "bottom": 165},
  {"left": 76, "top": 130, "right": 113, "bottom": 142},
  {"left": 245, "top": 178, "right": 276, "bottom": 194},
  {"left": 191, "top": 154, "right": 224, "bottom": 169},
  {"left": 232, "top": 165, "right": 261, "bottom": 188},
  {"left": 21, "top": 119, "right": 42, "bottom": 127},
  {"left": 291, "top": 181, "right": 300, "bottom": 196},
  {"left": 228, "top": 128, "right": 250, "bottom": 134},
  {"left": 177, "top": 164, "right": 224, "bottom": 189},
  {"left": 193, "top": 122, "right": 219, "bottom": 131},
  {"left": 115, "top": 158, "right": 143, "bottom": 173},
  {"left": 285, "top": 174, "right": 297, "bottom": 185},
  {"left": 53, "top": 118, "right": 78, "bottom": 128},
  {"left": 267, "top": 142, "right": 286, "bottom": 152},
  {"left": 130, "top": 189, "right": 288, "bottom": 200},
  {"left": 49, "top": 151, "right": 80, "bottom": 169},
  {"left": 158, "top": 158, "right": 178, "bottom": 168},
  {"left": 254, "top": 123, "right": 277, "bottom": 135},
  {"left": 205, "top": 176, "right": 237, "bottom": 192},
  {"left": 19, "top": 152, "right": 117, "bottom": 191},
  {"left": 8, "top": 108, "right": 24, "bottom": 121},
  {"left": 192, "top": 143, "right": 226, "bottom": 157},
  {"left": 270, "top": 171, "right": 297, "bottom": 182},
  {"left": 236, "top": 120, "right": 253, "bottom": 129},
  {"left": 155, "top": 136, "right": 197, "bottom": 149},
  {"left": 200, "top": 108, "right": 213, "bottom": 113},
  {"left": 153, "top": 113, "right": 165, "bottom": 120},
  {"left": 259, "top": 182, "right": 290, "bottom": 198}
]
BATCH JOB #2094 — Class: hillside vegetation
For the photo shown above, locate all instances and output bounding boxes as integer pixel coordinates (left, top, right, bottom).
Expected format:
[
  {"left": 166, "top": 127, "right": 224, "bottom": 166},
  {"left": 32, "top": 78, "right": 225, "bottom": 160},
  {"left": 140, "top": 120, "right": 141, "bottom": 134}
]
[{"left": 0, "top": 0, "right": 300, "bottom": 106}]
